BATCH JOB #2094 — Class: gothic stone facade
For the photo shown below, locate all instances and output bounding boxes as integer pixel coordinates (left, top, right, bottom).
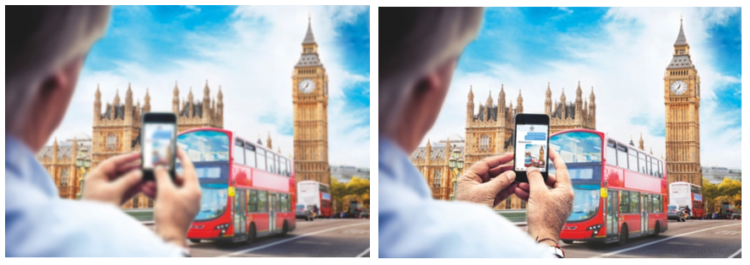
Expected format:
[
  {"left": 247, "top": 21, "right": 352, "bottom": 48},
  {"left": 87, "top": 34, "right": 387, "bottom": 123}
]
[
  {"left": 91, "top": 82, "right": 223, "bottom": 209},
  {"left": 664, "top": 20, "right": 702, "bottom": 188},
  {"left": 410, "top": 138, "right": 465, "bottom": 201},
  {"left": 293, "top": 18, "right": 331, "bottom": 186},
  {"left": 37, "top": 137, "right": 92, "bottom": 200}
]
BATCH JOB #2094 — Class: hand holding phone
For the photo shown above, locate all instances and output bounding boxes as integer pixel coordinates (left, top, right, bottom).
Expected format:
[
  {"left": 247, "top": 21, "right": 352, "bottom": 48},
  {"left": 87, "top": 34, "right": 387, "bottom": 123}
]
[
  {"left": 141, "top": 112, "right": 177, "bottom": 181},
  {"left": 513, "top": 113, "right": 550, "bottom": 183}
]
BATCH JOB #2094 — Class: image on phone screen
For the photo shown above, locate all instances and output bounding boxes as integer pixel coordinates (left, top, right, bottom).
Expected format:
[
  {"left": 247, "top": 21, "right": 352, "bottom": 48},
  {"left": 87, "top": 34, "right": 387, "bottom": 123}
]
[
  {"left": 142, "top": 123, "right": 175, "bottom": 170},
  {"left": 515, "top": 124, "right": 548, "bottom": 172}
]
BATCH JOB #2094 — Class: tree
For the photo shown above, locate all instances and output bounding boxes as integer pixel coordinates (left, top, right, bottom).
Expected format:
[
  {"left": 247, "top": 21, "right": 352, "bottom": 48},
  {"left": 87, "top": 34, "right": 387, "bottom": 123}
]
[
  {"left": 330, "top": 176, "right": 371, "bottom": 212},
  {"left": 702, "top": 178, "right": 719, "bottom": 212},
  {"left": 718, "top": 178, "right": 741, "bottom": 198}
]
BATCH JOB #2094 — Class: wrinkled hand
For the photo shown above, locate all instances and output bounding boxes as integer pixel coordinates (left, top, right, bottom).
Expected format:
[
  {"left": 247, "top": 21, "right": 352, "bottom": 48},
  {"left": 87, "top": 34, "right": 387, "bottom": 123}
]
[
  {"left": 148, "top": 148, "right": 201, "bottom": 247},
  {"left": 82, "top": 152, "right": 148, "bottom": 206},
  {"left": 455, "top": 153, "right": 527, "bottom": 208},
  {"left": 524, "top": 148, "right": 574, "bottom": 246}
]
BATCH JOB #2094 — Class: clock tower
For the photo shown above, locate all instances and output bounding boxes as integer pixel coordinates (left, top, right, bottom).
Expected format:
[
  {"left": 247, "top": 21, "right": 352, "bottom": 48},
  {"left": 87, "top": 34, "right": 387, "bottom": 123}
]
[
  {"left": 292, "top": 16, "right": 330, "bottom": 186},
  {"left": 664, "top": 18, "right": 701, "bottom": 187}
]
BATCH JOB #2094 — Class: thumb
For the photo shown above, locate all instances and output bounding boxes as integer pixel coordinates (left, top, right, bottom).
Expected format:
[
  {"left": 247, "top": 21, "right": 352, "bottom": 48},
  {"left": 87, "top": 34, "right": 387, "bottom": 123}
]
[
  {"left": 112, "top": 169, "right": 143, "bottom": 190},
  {"left": 485, "top": 170, "right": 516, "bottom": 194},
  {"left": 154, "top": 166, "right": 175, "bottom": 193},
  {"left": 527, "top": 167, "right": 547, "bottom": 194}
]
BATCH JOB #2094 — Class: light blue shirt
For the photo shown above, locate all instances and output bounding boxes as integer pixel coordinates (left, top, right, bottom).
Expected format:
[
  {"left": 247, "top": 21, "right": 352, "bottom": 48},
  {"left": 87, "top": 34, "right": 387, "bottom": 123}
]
[
  {"left": 379, "top": 136, "right": 553, "bottom": 258},
  {"left": 5, "top": 135, "right": 182, "bottom": 257}
]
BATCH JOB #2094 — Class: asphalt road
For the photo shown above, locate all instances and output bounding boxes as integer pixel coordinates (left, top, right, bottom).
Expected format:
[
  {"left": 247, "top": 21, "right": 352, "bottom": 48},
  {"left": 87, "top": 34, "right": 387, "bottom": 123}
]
[
  {"left": 182, "top": 218, "right": 371, "bottom": 257},
  {"left": 557, "top": 220, "right": 742, "bottom": 258}
]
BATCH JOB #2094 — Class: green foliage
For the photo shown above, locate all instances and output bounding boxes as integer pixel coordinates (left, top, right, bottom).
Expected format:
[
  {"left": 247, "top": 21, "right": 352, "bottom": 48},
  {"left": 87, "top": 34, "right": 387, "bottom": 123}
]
[
  {"left": 702, "top": 177, "right": 742, "bottom": 211},
  {"left": 331, "top": 176, "right": 370, "bottom": 211}
]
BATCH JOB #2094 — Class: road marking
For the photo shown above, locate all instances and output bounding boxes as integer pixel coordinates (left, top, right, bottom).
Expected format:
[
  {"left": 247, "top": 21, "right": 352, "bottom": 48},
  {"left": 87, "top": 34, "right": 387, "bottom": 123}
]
[
  {"left": 728, "top": 249, "right": 741, "bottom": 258},
  {"left": 713, "top": 230, "right": 741, "bottom": 235},
  {"left": 591, "top": 223, "right": 741, "bottom": 258},
  {"left": 221, "top": 222, "right": 369, "bottom": 257},
  {"left": 356, "top": 248, "right": 370, "bottom": 257}
]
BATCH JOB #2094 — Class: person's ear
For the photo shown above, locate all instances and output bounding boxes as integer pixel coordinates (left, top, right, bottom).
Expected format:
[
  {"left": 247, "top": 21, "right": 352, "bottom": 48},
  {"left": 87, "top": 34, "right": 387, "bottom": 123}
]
[{"left": 40, "top": 64, "right": 75, "bottom": 97}]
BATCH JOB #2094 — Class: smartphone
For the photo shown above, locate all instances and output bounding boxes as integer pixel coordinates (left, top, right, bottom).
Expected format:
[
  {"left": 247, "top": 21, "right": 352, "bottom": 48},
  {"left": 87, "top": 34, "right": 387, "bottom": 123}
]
[
  {"left": 141, "top": 112, "right": 177, "bottom": 181},
  {"left": 513, "top": 113, "right": 550, "bottom": 183}
]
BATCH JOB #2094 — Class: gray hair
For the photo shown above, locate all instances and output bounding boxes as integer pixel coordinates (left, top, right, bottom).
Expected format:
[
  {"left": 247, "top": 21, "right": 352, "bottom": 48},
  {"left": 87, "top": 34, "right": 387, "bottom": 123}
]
[
  {"left": 5, "top": 6, "right": 111, "bottom": 134},
  {"left": 379, "top": 7, "right": 483, "bottom": 134}
]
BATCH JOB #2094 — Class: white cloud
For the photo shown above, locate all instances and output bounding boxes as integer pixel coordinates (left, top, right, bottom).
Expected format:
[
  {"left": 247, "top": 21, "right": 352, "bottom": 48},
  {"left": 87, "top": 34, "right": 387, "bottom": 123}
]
[
  {"left": 52, "top": 6, "right": 370, "bottom": 168},
  {"left": 425, "top": 7, "right": 741, "bottom": 168}
]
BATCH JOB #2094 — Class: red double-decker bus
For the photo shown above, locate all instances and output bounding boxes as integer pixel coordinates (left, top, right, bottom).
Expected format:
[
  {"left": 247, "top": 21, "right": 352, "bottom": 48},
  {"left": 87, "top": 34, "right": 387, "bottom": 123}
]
[
  {"left": 553, "top": 129, "right": 668, "bottom": 245},
  {"left": 178, "top": 128, "right": 296, "bottom": 244},
  {"left": 669, "top": 182, "right": 705, "bottom": 219}
]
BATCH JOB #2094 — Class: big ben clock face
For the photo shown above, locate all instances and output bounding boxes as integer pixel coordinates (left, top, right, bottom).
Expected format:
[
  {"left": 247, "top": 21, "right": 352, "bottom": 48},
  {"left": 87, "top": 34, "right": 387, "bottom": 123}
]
[
  {"left": 670, "top": 80, "right": 688, "bottom": 95},
  {"left": 298, "top": 79, "right": 315, "bottom": 94}
]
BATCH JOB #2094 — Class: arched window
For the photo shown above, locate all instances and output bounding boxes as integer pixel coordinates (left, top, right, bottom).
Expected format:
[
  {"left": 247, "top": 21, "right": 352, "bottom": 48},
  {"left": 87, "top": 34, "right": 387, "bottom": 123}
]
[
  {"left": 107, "top": 134, "right": 117, "bottom": 148},
  {"left": 480, "top": 135, "right": 489, "bottom": 149},
  {"left": 433, "top": 170, "right": 442, "bottom": 188},
  {"left": 60, "top": 168, "right": 69, "bottom": 187}
]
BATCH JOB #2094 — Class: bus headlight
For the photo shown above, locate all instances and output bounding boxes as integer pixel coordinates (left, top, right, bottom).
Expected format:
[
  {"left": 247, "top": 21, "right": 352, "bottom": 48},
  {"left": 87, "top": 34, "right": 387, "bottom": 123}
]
[
  {"left": 214, "top": 223, "right": 230, "bottom": 230},
  {"left": 586, "top": 224, "right": 602, "bottom": 236}
]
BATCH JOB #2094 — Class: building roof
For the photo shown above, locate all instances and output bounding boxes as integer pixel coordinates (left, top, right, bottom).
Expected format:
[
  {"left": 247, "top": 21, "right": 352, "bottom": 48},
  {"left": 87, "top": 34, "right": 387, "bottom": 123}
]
[
  {"left": 303, "top": 17, "right": 316, "bottom": 44},
  {"left": 551, "top": 101, "right": 576, "bottom": 119},
  {"left": 410, "top": 145, "right": 465, "bottom": 161},
  {"left": 295, "top": 53, "right": 322, "bottom": 67},
  {"left": 675, "top": 20, "right": 688, "bottom": 46},
  {"left": 180, "top": 101, "right": 206, "bottom": 118},
  {"left": 37, "top": 141, "right": 92, "bottom": 161},
  {"left": 667, "top": 55, "right": 694, "bottom": 69}
]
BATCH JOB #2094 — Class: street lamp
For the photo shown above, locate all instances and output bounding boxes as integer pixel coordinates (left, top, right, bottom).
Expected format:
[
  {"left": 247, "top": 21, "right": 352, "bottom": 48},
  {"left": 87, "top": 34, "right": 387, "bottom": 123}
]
[{"left": 449, "top": 148, "right": 463, "bottom": 201}]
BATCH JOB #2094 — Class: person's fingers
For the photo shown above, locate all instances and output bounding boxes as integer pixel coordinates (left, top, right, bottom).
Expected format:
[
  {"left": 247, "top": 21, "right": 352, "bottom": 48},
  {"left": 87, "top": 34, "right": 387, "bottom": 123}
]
[
  {"left": 114, "top": 160, "right": 142, "bottom": 176},
  {"left": 516, "top": 182, "right": 530, "bottom": 193},
  {"left": 481, "top": 153, "right": 514, "bottom": 170},
  {"left": 546, "top": 173, "right": 557, "bottom": 187},
  {"left": 488, "top": 164, "right": 514, "bottom": 179},
  {"left": 526, "top": 166, "right": 548, "bottom": 194},
  {"left": 494, "top": 182, "right": 517, "bottom": 206},
  {"left": 112, "top": 169, "right": 143, "bottom": 193},
  {"left": 484, "top": 170, "right": 516, "bottom": 195},
  {"left": 154, "top": 166, "right": 175, "bottom": 193},
  {"left": 175, "top": 148, "right": 198, "bottom": 188},
  {"left": 514, "top": 186, "right": 530, "bottom": 201},
  {"left": 140, "top": 181, "right": 157, "bottom": 199},
  {"left": 549, "top": 148, "right": 571, "bottom": 188},
  {"left": 96, "top": 152, "right": 141, "bottom": 177}
]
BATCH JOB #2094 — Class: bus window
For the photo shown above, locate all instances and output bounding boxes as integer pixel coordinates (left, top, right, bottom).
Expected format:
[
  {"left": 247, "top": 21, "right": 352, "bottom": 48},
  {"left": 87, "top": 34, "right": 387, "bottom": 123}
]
[
  {"left": 245, "top": 144, "right": 257, "bottom": 168},
  {"left": 617, "top": 144, "right": 629, "bottom": 171},
  {"left": 234, "top": 139, "right": 245, "bottom": 165},
  {"left": 628, "top": 148, "right": 637, "bottom": 172},
  {"left": 287, "top": 160, "right": 292, "bottom": 176},
  {"left": 691, "top": 185, "right": 701, "bottom": 195},
  {"left": 177, "top": 130, "right": 230, "bottom": 162},
  {"left": 267, "top": 153, "right": 275, "bottom": 173},
  {"left": 248, "top": 189, "right": 258, "bottom": 212},
  {"left": 280, "top": 157, "right": 288, "bottom": 176},
  {"left": 639, "top": 152, "right": 647, "bottom": 174},
  {"left": 276, "top": 155, "right": 281, "bottom": 174},
  {"left": 258, "top": 190, "right": 268, "bottom": 212},
  {"left": 658, "top": 161, "right": 663, "bottom": 178},
  {"left": 630, "top": 192, "right": 640, "bottom": 214},
  {"left": 645, "top": 156, "right": 651, "bottom": 176},
  {"left": 651, "top": 195, "right": 660, "bottom": 213},
  {"left": 606, "top": 140, "right": 617, "bottom": 166},
  {"left": 650, "top": 157, "right": 657, "bottom": 177},
  {"left": 620, "top": 191, "right": 630, "bottom": 213},
  {"left": 257, "top": 149, "right": 267, "bottom": 172}
]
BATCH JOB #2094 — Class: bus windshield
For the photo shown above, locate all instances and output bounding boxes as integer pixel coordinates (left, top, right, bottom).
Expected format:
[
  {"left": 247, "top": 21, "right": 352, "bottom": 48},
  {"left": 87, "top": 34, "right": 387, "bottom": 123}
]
[
  {"left": 568, "top": 184, "right": 601, "bottom": 222},
  {"left": 550, "top": 131, "right": 602, "bottom": 180},
  {"left": 177, "top": 130, "right": 230, "bottom": 162},
  {"left": 195, "top": 183, "right": 228, "bottom": 221}
]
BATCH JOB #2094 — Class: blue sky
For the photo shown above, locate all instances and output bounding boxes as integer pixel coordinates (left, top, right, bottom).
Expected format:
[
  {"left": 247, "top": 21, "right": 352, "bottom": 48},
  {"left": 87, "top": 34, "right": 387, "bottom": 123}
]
[
  {"left": 427, "top": 7, "right": 741, "bottom": 168},
  {"left": 55, "top": 5, "right": 371, "bottom": 167}
]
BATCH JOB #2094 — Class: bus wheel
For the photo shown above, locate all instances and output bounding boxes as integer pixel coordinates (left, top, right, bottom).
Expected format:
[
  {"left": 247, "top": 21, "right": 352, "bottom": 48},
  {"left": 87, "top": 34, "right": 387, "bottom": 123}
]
[
  {"left": 247, "top": 224, "right": 257, "bottom": 244},
  {"left": 652, "top": 222, "right": 661, "bottom": 237},
  {"left": 618, "top": 225, "right": 628, "bottom": 246},
  {"left": 281, "top": 221, "right": 289, "bottom": 236},
  {"left": 189, "top": 239, "right": 201, "bottom": 244},
  {"left": 562, "top": 240, "right": 573, "bottom": 244}
]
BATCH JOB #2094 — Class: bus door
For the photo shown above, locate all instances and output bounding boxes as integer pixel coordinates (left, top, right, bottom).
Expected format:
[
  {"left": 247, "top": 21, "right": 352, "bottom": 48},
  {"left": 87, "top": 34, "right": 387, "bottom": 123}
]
[
  {"left": 237, "top": 189, "right": 246, "bottom": 235},
  {"left": 640, "top": 193, "right": 649, "bottom": 235},
  {"left": 606, "top": 189, "right": 619, "bottom": 238},
  {"left": 269, "top": 193, "right": 277, "bottom": 233}
]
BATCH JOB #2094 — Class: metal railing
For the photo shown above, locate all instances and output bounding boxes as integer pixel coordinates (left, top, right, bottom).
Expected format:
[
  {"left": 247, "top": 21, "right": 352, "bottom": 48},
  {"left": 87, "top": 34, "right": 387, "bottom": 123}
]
[
  {"left": 124, "top": 208, "right": 154, "bottom": 223},
  {"left": 496, "top": 209, "right": 527, "bottom": 224}
]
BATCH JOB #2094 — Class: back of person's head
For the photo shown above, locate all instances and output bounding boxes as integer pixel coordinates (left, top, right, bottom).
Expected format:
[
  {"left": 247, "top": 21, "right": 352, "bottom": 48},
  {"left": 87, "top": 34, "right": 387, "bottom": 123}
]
[
  {"left": 378, "top": 7, "right": 483, "bottom": 134},
  {"left": 5, "top": 6, "right": 110, "bottom": 135}
]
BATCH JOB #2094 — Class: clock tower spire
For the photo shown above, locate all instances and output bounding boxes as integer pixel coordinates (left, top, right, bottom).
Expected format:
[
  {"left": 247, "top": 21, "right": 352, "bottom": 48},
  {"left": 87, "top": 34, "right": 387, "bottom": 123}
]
[
  {"left": 292, "top": 15, "right": 330, "bottom": 186},
  {"left": 664, "top": 18, "right": 701, "bottom": 188}
]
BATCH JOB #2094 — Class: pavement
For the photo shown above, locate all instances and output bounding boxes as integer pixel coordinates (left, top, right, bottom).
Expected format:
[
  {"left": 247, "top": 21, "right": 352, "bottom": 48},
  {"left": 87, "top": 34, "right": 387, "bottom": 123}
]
[
  {"left": 148, "top": 218, "right": 370, "bottom": 257},
  {"left": 553, "top": 220, "right": 742, "bottom": 258}
]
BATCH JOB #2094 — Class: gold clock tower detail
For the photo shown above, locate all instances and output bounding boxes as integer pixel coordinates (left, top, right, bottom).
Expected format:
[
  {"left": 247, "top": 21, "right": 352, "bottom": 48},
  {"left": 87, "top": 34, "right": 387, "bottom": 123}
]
[
  {"left": 292, "top": 17, "right": 330, "bottom": 186},
  {"left": 664, "top": 19, "right": 701, "bottom": 187}
]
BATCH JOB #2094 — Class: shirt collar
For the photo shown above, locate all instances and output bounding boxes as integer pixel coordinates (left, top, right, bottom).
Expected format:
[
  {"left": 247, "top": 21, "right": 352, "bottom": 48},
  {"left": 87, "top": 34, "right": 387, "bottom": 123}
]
[
  {"left": 379, "top": 136, "right": 431, "bottom": 198},
  {"left": 5, "top": 134, "right": 59, "bottom": 197}
]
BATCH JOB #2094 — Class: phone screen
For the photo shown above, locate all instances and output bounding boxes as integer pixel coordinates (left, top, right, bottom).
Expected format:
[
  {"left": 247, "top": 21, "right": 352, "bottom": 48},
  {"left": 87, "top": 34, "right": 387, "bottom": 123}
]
[
  {"left": 514, "top": 124, "right": 549, "bottom": 172},
  {"left": 142, "top": 123, "right": 176, "bottom": 170}
]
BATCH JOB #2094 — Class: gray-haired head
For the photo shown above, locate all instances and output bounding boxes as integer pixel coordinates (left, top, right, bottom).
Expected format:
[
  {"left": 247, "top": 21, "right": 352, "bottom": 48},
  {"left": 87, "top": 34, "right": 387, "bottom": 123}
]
[
  {"left": 5, "top": 6, "right": 111, "bottom": 134},
  {"left": 379, "top": 7, "right": 483, "bottom": 134}
]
